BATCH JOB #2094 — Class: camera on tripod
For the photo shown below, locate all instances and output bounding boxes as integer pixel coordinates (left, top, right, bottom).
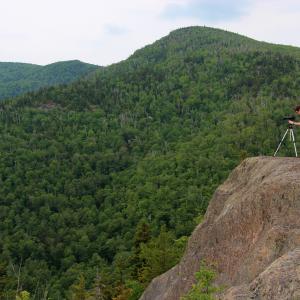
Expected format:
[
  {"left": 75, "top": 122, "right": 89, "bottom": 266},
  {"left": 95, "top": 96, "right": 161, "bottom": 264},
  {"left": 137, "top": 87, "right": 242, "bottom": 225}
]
[
  {"left": 282, "top": 116, "right": 296, "bottom": 121},
  {"left": 274, "top": 115, "right": 298, "bottom": 157}
]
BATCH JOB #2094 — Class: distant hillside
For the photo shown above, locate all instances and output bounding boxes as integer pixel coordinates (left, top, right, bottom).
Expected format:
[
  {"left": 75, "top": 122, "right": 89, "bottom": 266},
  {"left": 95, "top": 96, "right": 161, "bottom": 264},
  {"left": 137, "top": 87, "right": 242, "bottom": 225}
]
[
  {"left": 0, "top": 26, "right": 300, "bottom": 299},
  {"left": 0, "top": 60, "right": 99, "bottom": 99}
]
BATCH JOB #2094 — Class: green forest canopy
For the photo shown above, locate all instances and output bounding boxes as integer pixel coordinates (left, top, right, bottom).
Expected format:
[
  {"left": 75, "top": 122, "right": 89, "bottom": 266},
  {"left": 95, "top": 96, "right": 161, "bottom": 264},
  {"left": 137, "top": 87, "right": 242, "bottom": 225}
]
[
  {"left": 0, "top": 26, "right": 300, "bottom": 299},
  {"left": 0, "top": 60, "right": 99, "bottom": 100}
]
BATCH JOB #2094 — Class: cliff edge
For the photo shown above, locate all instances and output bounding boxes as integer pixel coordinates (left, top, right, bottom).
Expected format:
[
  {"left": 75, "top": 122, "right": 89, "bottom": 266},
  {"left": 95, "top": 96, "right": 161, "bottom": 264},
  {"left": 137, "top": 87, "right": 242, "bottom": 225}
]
[{"left": 140, "top": 156, "right": 300, "bottom": 300}]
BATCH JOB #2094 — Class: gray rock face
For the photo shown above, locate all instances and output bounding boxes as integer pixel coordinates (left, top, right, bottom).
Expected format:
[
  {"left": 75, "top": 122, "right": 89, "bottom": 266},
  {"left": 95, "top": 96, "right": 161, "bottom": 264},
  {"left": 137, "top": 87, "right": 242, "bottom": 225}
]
[
  {"left": 139, "top": 157, "right": 300, "bottom": 300},
  {"left": 223, "top": 248, "right": 300, "bottom": 299}
]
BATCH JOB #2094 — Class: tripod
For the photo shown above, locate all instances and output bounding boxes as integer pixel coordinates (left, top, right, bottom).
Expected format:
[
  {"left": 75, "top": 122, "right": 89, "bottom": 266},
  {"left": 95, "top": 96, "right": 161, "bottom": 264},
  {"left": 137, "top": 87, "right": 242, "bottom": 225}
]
[{"left": 274, "top": 125, "right": 298, "bottom": 157}]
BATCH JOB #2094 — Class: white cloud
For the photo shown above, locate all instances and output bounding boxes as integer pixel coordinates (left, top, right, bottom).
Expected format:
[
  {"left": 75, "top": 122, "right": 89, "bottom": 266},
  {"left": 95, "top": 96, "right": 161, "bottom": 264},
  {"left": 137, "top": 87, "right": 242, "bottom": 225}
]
[
  {"left": 217, "top": 1, "right": 300, "bottom": 47},
  {"left": 0, "top": 0, "right": 299, "bottom": 65}
]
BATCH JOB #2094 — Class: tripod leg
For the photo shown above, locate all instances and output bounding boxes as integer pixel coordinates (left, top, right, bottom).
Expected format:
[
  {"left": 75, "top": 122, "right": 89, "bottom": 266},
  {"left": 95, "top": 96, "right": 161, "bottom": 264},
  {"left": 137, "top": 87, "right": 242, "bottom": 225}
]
[
  {"left": 291, "top": 129, "right": 298, "bottom": 157},
  {"left": 274, "top": 129, "right": 289, "bottom": 156}
]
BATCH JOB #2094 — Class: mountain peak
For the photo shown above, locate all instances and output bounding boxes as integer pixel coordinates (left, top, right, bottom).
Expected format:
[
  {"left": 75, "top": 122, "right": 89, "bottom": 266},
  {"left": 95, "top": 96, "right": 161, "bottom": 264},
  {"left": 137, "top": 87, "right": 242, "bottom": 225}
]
[
  {"left": 168, "top": 25, "right": 246, "bottom": 38},
  {"left": 129, "top": 26, "right": 300, "bottom": 66}
]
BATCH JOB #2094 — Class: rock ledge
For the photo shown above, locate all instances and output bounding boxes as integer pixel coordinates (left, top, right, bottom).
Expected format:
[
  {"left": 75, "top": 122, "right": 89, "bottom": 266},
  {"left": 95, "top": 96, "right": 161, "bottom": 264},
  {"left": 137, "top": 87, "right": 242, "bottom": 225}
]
[{"left": 140, "top": 156, "right": 300, "bottom": 300}]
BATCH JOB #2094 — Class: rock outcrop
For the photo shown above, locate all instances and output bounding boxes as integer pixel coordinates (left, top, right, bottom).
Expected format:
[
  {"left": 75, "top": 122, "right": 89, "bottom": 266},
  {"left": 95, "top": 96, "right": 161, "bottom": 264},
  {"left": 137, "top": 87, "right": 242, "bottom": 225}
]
[{"left": 140, "top": 156, "right": 300, "bottom": 300}]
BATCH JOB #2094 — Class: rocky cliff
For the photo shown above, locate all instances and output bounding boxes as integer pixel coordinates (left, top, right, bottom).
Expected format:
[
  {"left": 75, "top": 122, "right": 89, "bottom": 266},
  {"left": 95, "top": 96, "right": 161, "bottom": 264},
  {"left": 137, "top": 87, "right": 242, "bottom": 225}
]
[{"left": 140, "top": 156, "right": 300, "bottom": 300}]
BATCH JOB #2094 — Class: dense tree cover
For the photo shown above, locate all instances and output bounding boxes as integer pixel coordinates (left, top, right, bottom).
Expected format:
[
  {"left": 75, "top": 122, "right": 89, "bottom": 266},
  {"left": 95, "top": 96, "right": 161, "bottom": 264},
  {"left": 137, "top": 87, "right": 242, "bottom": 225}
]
[
  {"left": 0, "top": 60, "right": 99, "bottom": 100},
  {"left": 0, "top": 26, "right": 300, "bottom": 299}
]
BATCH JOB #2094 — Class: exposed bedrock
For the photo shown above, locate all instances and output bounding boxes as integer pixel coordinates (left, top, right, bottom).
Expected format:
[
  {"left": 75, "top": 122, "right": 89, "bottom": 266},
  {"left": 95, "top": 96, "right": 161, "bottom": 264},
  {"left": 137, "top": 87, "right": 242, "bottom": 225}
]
[{"left": 140, "top": 156, "right": 300, "bottom": 300}]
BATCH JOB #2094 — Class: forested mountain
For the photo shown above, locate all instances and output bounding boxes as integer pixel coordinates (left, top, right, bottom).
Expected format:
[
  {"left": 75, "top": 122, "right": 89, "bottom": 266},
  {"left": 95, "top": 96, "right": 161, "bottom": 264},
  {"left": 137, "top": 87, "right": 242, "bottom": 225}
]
[
  {"left": 0, "top": 60, "right": 99, "bottom": 100},
  {"left": 0, "top": 26, "right": 300, "bottom": 299}
]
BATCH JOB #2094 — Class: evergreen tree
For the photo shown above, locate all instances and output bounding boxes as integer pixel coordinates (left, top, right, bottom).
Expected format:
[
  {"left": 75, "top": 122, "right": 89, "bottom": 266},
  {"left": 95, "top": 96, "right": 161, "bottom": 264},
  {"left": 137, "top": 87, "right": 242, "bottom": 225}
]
[
  {"left": 181, "top": 261, "right": 221, "bottom": 300},
  {"left": 138, "top": 226, "right": 183, "bottom": 284},
  {"left": 132, "top": 221, "right": 151, "bottom": 277}
]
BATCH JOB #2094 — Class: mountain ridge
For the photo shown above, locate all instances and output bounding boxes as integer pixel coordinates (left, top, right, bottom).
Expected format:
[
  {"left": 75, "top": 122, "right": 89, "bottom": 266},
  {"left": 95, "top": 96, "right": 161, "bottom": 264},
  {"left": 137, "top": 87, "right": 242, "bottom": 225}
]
[
  {"left": 128, "top": 26, "right": 300, "bottom": 66},
  {"left": 0, "top": 59, "right": 99, "bottom": 100}
]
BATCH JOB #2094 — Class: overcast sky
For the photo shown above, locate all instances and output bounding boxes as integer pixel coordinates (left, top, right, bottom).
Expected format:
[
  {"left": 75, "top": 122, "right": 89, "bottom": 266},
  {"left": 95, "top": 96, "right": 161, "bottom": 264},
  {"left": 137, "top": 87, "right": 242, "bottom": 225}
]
[{"left": 1, "top": 0, "right": 300, "bottom": 66}]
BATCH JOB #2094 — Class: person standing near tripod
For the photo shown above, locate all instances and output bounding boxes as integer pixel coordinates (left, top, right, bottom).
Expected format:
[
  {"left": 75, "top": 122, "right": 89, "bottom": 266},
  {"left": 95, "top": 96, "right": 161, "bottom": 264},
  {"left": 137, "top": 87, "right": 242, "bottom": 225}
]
[{"left": 288, "top": 105, "right": 300, "bottom": 126}]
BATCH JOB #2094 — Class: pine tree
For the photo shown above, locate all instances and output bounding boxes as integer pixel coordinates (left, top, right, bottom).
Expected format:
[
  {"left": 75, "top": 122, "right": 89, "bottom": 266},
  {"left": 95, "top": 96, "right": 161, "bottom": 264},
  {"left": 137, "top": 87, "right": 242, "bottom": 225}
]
[
  {"left": 181, "top": 261, "right": 221, "bottom": 300},
  {"left": 138, "top": 225, "right": 181, "bottom": 284},
  {"left": 131, "top": 221, "right": 151, "bottom": 278}
]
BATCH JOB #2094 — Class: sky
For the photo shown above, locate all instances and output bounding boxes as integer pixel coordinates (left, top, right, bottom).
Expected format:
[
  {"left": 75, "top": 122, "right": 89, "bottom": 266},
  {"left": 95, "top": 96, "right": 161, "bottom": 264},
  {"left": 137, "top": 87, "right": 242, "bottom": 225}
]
[{"left": 1, "top": 0, "right": 300, "bottom": 66}]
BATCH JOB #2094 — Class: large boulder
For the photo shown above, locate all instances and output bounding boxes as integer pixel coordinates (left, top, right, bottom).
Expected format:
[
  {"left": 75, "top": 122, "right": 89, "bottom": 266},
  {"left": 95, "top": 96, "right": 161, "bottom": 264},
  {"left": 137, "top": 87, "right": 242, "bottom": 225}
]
[{"left": 140, "top": 156, "right": 300, "bottom": 300}]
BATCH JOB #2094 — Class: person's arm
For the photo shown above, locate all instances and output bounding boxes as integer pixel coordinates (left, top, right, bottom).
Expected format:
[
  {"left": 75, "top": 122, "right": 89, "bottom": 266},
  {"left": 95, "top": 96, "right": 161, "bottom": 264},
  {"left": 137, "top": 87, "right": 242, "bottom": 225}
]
[{"left": 288, "top": 120, "right": 300, "bottom": 126}]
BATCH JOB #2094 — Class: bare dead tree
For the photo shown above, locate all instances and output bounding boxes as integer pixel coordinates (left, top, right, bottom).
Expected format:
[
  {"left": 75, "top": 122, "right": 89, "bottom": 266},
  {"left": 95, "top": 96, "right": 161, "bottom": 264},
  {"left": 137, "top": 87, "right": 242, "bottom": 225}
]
[{"left": 10, "top": 258, "right": 23, "bottom": 297}]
